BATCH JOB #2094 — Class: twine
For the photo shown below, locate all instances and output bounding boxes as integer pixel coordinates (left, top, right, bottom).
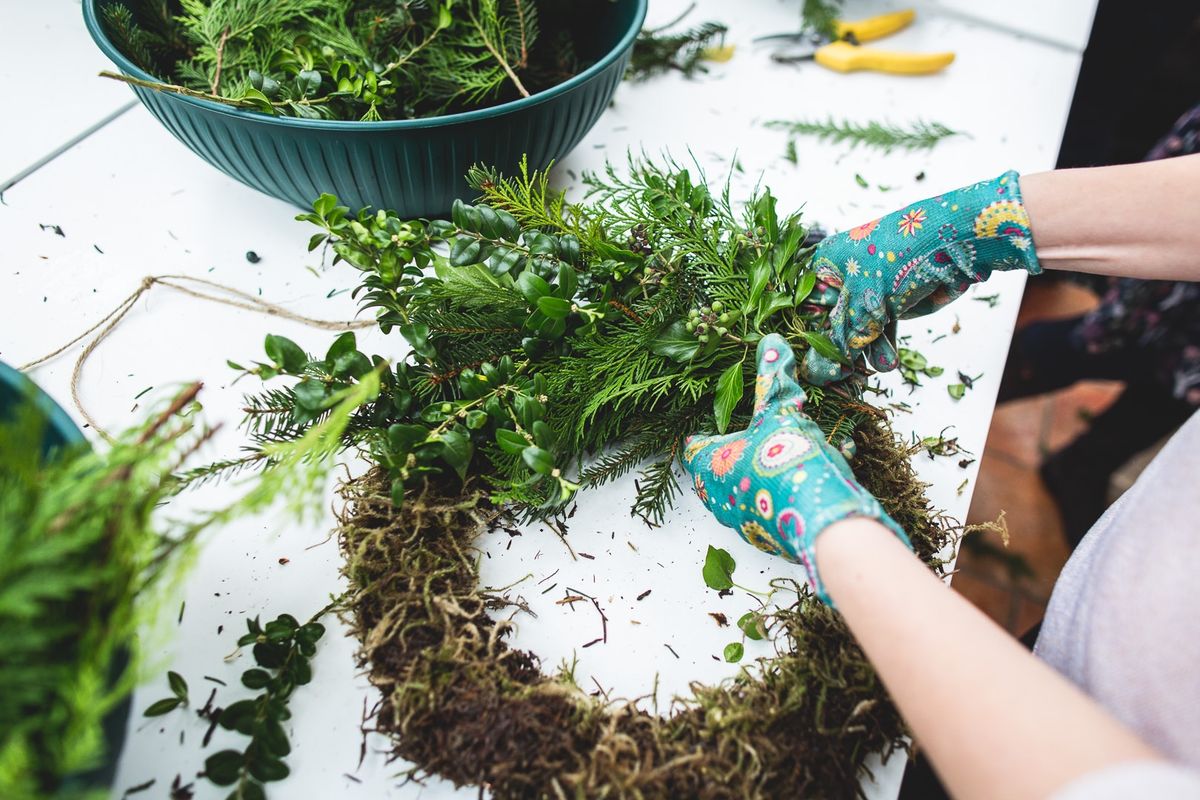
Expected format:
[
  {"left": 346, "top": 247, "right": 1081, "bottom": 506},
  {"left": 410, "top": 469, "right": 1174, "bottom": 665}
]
[{"left": 19, "top": 274, "right": 373, "bottom": 442}]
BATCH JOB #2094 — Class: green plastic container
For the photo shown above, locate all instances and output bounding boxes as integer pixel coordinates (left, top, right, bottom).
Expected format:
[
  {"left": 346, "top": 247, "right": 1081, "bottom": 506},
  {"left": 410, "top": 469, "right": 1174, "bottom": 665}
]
[
  {"left": 0, "top": 363, "right": 130, "bottom": 796},
  {"left": 84, "top": 0, "right": 647, "bottom": 217}
]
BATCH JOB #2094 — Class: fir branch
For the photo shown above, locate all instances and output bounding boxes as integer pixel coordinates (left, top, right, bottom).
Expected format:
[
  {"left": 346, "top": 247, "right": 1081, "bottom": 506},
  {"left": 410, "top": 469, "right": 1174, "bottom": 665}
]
[
  {"left": 765, "top": 117, "right": 961, "bottom": 154},
  {"left": 627, "top": 7, "right": 728, "bottom": 82}
]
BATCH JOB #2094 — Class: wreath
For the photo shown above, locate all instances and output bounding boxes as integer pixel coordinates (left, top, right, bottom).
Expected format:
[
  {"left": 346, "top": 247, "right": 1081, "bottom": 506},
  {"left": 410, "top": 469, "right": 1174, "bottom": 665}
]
[{"left": 225, "top": 157, "right": 957, "bottom": 798}]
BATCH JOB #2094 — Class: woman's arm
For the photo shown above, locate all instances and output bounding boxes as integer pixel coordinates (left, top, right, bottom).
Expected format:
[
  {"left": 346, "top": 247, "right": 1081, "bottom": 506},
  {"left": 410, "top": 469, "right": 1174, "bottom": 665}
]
[
  {"left": 1021, "top": 153, "right": 1200, "bottom": 280},
  {"left": 816, "top": 517, "right": 1162, "bottom": 800}
]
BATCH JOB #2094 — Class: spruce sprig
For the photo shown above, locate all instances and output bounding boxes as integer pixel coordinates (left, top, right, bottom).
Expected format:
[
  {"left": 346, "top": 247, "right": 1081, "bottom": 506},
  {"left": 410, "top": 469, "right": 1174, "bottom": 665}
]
[{"left": 766, "top": 117, "right": 961, "bottom": 154}]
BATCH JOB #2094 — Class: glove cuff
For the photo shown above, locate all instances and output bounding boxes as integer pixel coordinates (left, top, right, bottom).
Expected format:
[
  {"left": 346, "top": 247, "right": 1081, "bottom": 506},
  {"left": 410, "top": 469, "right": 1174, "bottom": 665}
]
[
  {"left": 796, "top": 487, "right": 910, "bottom": 606},
  {"left": 956, "top": 169, "right": 1043, "bottom": 278}
]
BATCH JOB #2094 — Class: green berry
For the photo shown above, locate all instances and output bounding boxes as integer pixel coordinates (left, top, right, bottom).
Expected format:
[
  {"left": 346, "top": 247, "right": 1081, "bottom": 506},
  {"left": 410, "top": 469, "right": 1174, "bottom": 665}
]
[
  {"left": 688, "top": 308, "right": 699, "bottom": 319},
  {"left": 712, "top": 300, "right": 724, "bottom": 312},
  {"left": 685, "top": 321, "right": 696, "bottom": 333},
  {"left": 700, "top": 306, "right": 711, "bottom": 315},
  {"left": 716, "top": 326, "right": 728, "bottom": 336},
  {"left": 718, "top": 312, "right": 730, "bottom": 324},
  {"left": 697, "top": 334, "right": 709, "bottom": 343}
]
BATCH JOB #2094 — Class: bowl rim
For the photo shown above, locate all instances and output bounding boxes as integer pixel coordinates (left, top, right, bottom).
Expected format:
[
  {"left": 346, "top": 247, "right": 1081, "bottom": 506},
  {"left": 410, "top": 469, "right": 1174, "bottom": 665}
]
[
  {"left": 0, "top": 361, "right": 87, "bottom": 449},
  {"left": 83, "top": 0, "right": 648, "bottom": 131}
]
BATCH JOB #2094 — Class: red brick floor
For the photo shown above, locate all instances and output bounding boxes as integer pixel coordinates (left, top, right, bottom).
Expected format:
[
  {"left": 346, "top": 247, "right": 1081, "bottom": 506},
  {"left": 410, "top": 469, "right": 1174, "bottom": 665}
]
[{"left": 956, "top": 280, "right": 1122, "bottom": 635}]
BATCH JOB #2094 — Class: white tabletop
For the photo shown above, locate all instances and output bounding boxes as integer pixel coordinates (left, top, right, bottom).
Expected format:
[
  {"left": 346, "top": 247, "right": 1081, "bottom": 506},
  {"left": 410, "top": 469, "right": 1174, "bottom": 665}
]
[{"left": 0, "top": 1, "right": 1095, "bottom": 797}]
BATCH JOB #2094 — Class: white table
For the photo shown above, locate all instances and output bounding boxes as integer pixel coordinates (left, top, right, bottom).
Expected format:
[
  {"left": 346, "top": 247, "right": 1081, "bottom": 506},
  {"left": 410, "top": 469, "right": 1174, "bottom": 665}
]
[{"left": 0, "top": 1, "right": 1095, "bottom": 797}]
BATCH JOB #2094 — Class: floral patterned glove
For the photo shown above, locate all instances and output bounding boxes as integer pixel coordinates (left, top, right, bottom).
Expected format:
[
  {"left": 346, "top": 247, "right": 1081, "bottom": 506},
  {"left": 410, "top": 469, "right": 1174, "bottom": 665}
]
[
  {"left": 682, "top": 334, "right": 910, "bottom": 604},
  {"left": 802, "top": 170, "right": 1042, "bottom": 383}
]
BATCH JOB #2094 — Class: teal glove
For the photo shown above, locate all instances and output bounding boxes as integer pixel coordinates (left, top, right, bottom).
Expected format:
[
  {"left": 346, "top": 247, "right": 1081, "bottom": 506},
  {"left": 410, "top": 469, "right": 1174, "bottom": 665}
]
[
  {"left": 682, "top": 334, "right": 910, "bottom": 604},
  {"left": 801, "top": 170, "right": 1042, "bottom": 383}
]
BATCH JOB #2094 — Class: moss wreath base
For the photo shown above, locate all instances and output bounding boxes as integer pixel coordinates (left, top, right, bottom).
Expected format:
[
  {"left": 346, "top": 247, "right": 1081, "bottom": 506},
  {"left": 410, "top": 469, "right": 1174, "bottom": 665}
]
[{"left": 337, "top": 415, "right": 954, "bottom": 799}]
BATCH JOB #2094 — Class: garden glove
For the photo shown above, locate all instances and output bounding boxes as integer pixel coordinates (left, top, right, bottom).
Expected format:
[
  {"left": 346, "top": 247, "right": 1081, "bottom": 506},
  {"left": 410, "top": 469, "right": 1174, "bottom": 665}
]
[
  {"left": 802, "top": 170, "right": 1042, "bottom": 383},
  {"left": 682, "top": 334, "right": 910, "bottom": 604}
]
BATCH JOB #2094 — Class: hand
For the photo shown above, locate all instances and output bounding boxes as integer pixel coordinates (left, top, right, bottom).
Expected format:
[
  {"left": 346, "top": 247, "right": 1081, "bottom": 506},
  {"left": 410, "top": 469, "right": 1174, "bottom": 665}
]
[
  {"left": 801, "top": 170, "right": 1042, "bottom": 383},
  {"left": 681, "top": 334, "right": 909, "bottom": 603}
]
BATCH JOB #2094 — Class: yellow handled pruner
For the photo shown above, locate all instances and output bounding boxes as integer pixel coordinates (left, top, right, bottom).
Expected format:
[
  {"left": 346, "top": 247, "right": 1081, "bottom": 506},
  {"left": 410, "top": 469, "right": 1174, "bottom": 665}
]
[{"left": 758, "top": 9, "right": 955, "bottom": 75}]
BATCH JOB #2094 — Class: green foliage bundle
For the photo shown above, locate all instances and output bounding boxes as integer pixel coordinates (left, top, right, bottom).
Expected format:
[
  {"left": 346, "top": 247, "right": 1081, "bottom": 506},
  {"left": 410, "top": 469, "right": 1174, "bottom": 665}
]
[
  {"left": 226, "top": 155, "right": 879, "bottom": 526},
  {"left": 0, "top": 377, "right": 376, "bottom": 798},
  {"left": 101, "top": 0, "right": 587, "bottom": 120}
]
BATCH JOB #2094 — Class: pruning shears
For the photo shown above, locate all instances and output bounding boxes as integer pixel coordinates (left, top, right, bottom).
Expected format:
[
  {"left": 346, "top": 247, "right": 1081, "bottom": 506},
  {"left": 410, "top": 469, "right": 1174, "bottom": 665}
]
[{"left": 758, "top": 9, "right": 955, "bottom": 75}]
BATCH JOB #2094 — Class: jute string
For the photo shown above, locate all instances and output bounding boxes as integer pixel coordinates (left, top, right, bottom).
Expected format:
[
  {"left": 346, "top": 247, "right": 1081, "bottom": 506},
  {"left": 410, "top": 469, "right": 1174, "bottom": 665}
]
[{"left": 19, "top": 274, "right": 373, "bottom": 442}]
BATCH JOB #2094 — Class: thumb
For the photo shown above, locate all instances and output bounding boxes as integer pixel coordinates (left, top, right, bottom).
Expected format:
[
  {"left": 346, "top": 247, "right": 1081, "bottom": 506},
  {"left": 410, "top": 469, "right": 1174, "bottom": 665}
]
[{"left": 754, "top": 334, "right": 807, "bottom": 413}]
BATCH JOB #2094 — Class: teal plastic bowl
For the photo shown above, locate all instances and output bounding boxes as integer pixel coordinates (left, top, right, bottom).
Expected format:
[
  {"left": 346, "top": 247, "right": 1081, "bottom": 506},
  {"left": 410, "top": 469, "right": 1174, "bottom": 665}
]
[
  {"left": 0, "top": 363, "right": 128, "bottom": 796},
  {"left": 84, "top": 0, "right": 646, "bottom": 216},
  {"left": 0, "top": 361, "right": 85, "bottom": 455}
]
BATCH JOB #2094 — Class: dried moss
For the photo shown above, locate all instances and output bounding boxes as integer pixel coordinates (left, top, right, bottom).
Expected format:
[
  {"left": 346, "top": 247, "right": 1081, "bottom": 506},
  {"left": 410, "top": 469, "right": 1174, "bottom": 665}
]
[{"left": 339, "top": 414, "right": 952, "bottom": 798}]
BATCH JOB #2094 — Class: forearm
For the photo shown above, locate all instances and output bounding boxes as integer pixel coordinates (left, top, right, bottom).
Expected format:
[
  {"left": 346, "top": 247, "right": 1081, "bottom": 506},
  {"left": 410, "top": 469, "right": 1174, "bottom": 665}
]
[
  {"left": 816, "top": 518, "right": 1160, "bottom": 799},
  {"left": 1021, "top": 154, "right": 1200, "bottom": 280}
]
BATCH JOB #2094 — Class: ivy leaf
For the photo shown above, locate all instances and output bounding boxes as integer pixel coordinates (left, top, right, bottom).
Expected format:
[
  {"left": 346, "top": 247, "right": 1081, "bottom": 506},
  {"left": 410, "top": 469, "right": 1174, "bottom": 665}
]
[
  {"left": 798, "top": 330, "right": 850, "bottom": 365},
  {"left": 723, "top": 642, "right": 744, "bottom": 663},
  {"left": 650, "top": 320, "right": 699, "bottom": 363},
  {"left": 702, "top": 545, "right": 736, "bottom": 591},
  {"left": 737, "top": 612, "right": 765, "bottom": 641},
  {"left": 713, "top": 359, "right": 744, "bottom": 434}
]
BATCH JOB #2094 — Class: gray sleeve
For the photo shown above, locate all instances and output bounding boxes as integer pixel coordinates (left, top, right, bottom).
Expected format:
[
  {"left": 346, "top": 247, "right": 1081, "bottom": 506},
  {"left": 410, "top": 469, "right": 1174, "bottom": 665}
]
[{"left": 1051, "top": 762, "right": 1200, "bottom": 799}]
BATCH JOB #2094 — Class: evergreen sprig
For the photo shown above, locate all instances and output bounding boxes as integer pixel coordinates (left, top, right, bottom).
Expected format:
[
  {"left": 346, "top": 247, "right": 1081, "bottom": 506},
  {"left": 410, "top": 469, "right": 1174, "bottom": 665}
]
[
  {"left": 627, "top": 10, "right": 729, "bottom": 82},
  {"left": 766, "top": 117, "right": 961, "bottom": 154}
]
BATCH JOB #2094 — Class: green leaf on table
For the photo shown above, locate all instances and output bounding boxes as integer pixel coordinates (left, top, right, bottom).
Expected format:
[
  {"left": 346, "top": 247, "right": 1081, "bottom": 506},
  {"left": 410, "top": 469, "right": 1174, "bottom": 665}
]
[
  {"left": 723, "top": 642, "right": 744, "bottom": 663},
  {"left": 737, "top": 611, "right": 765, "bottom": 641},
  {"left": 702, "top": 545, "right": 736, "bottom": 591},
  {"left": 204, "top": 750, "right": 245, "bottom": 786},
  {"left": 714, "top": 359, "right": 744, "bottom": 434},
  {"left": 143, "top": 697, "right": 182, "bottom": 717},
  {"left": 167, "top": 670, "right": 188, "bottom": 700},
  {"left": 947, "top": 383, "right": 966, "bottom": 400}
]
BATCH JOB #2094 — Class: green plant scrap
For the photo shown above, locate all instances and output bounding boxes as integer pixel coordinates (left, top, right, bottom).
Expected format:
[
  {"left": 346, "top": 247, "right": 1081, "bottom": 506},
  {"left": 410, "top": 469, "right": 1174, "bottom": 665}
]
[{"left": 766, "top": 118, "right": 961, "bottom": 155}]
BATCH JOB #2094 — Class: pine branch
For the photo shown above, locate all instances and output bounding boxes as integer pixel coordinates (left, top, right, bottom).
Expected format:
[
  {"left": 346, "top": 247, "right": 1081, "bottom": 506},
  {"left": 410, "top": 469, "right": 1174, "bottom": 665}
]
[
  {"left": 627, "top": 15, "right": 728, "bottom": 82},
  {"left": 765, "top": 118, "right": 961, "bottom": 154}
]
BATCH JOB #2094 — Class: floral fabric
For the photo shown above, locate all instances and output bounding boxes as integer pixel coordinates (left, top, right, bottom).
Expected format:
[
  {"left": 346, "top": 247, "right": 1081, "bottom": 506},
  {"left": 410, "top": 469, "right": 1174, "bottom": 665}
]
[
  {"left": 1072, "top": 103, "right": 1200, "bottom": 407},
  {"left": 801, "top": 171, "right": 1043, "bottom": 384},
  {"left": 682, "top": 334, "right": 909, "bottom": 604}
]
